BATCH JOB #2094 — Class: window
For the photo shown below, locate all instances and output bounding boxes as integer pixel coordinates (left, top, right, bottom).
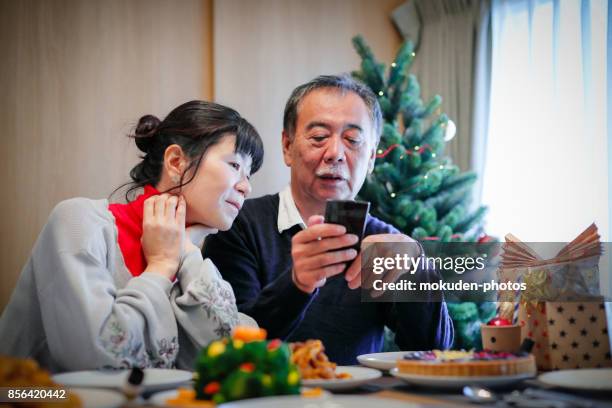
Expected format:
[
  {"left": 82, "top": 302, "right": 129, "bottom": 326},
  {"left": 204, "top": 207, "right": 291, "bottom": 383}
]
[{"left": 481, "top": 0, "right": 608, "bottom": 244}]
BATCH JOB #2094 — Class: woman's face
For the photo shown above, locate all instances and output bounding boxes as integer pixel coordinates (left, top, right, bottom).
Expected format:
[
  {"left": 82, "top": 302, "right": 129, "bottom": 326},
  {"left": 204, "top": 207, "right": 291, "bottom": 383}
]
[{"left": 181, "top": 134, "right": 252, "bottom": 230}]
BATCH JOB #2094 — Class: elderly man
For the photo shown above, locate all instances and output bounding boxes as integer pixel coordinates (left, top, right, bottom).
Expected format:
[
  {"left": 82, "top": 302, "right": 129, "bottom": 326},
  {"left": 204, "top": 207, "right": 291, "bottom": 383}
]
[{"left": 204, "top": 75, "right": 453, "bottom": 364}]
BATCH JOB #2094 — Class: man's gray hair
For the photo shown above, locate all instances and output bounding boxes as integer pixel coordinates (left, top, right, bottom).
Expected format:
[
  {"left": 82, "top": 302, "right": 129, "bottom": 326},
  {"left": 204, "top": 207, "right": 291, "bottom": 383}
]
[{"left": 283, "top": 74, "right": 383, "bottom": 143}]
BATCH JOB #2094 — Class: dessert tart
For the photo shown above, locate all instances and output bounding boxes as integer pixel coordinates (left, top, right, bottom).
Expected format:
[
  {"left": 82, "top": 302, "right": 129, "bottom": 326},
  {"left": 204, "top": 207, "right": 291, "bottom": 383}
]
[{"left": 397, "top": 350, "right": 536, "bottom": 377}]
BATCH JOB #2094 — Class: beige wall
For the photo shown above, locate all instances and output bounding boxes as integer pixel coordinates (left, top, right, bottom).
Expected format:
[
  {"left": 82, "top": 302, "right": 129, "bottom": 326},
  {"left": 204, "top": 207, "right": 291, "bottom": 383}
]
[
  {"left": 214, "top": 0, "right": 405, "bottom": 197},
  {"left": 0, "top": 0, "right": 212, "bottom": 310},
  {"left": 0, "top": 0, "right": 404, "bottom": 310}
]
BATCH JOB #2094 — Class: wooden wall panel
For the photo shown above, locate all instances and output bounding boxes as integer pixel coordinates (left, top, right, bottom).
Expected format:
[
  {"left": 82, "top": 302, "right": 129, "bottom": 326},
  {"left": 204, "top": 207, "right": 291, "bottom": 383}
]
[
  {"left": 0, "top": 0, "right": 212, "bottom": 311},
  {"left": 214, "top": 0, "right": 405, "bottom": 198}
]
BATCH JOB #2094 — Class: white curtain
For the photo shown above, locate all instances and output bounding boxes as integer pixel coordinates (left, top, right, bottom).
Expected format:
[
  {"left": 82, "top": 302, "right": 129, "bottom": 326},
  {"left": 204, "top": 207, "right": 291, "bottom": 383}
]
[
  {"left": 471, "top": 0, "right": 492, "bottom": 209},
  {"left": 411, "top": 0, "right": 483, "bottom": 171},
  {"left": 481, "top": 0, "right": 608, "bottom": 244}
]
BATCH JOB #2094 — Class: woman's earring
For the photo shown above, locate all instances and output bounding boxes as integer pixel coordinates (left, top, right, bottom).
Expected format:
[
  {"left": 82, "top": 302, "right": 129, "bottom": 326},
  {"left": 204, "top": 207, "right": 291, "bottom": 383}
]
[{"left": 172, "top": 175, "right": 180, "bottom": 184}]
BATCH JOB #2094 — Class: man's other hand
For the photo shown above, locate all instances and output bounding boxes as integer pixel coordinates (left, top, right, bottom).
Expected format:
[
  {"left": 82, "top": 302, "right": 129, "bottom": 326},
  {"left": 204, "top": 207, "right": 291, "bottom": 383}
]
[
  {"left": 291, "top": 215, "right": 358, "bottom": 293},
  {"left": 345, "top": 233, "right": 420, "bottom": 293}
]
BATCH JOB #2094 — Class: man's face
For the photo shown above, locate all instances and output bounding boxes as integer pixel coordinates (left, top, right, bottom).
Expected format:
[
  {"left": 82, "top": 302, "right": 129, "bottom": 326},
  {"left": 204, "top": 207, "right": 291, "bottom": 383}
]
[{"left": 282, "top": 88, "right": 376, "bottom": 206}]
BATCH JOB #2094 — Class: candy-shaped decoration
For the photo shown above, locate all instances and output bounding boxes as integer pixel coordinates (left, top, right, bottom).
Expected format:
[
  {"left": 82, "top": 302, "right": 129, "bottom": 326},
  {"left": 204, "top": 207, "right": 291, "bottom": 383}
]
[
  {"left": 232, "top": 326, "right": 267, "bottom": 342},
  {"left": 488, "top": 317, "right": 512, "bottom": 326}
]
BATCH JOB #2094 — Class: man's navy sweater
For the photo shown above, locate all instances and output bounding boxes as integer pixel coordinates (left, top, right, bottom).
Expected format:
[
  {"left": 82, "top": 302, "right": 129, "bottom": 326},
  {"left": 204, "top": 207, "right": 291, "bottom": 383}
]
[{"left": 204, "top": 194, "right": 453, "bottom": 364}]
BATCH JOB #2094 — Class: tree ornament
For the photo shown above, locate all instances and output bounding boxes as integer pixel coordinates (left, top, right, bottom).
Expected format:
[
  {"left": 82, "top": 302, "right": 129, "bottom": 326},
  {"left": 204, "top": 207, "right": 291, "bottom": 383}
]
[{"left": 444, "top": 119, "right": 457, "bottom": 142}]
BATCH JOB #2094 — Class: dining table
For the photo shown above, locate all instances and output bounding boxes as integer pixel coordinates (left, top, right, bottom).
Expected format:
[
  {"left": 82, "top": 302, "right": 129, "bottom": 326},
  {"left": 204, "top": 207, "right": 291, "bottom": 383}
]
[{"left": 130, "top": 368, "right": 612, "bottom": 408}]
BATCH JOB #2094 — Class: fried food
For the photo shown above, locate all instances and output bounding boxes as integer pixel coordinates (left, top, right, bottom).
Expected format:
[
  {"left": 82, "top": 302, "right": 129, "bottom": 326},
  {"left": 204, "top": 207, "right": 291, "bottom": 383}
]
[
  {"left": 289, "top": 340, "right": 352, "bottom": 380},
  {"left": 0, "top": 355, "right": 81, "bottom": 407}
]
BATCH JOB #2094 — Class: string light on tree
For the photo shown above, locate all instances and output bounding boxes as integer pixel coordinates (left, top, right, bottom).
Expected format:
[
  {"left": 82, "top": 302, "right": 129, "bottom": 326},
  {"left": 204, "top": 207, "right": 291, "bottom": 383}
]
[{"left": 375, "top": 143, "right": 434, "bottom": 159}]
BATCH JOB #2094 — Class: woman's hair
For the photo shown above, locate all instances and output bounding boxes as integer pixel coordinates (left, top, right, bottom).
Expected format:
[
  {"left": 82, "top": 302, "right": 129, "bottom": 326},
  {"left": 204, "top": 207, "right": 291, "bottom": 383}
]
[{"left": 119, "top": 100, "right": 263, "bottom": 200}]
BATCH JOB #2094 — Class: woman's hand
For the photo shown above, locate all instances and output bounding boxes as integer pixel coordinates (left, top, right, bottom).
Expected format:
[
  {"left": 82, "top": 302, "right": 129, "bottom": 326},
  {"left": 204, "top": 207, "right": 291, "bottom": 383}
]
[{"left": 142, "top": 194, "right": 186, "bottom": 280}]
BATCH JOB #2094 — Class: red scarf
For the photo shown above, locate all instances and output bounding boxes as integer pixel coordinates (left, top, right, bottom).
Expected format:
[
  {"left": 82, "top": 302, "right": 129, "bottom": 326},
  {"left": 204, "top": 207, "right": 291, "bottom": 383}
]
[{"left": 108, "top": 185, "right": 160, "bottom": 276}]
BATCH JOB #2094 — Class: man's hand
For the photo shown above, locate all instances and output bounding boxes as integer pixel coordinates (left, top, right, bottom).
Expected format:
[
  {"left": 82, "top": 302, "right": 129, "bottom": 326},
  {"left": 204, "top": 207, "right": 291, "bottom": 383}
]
[
  {"left": 345, "top": 233, "right": 421, "bottom": 292},
  {"left": 291, "top": 215, "right": 359, "bottom": 293}
]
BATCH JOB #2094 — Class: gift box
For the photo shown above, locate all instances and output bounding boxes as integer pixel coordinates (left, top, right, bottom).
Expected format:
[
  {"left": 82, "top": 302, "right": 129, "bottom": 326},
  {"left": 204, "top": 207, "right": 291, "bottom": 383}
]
[
  {"left": 545, "top": 300, "right": 611, "bottom": 369},
  {"left": 518, "top": 301, "right": 551, "bottom": 370},
  {"left": 500, "top": 224, "right": 605, "bottom": 371}
]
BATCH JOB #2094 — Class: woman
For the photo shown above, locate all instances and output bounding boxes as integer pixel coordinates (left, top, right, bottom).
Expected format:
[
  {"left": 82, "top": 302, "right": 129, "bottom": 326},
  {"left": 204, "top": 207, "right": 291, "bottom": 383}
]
[{"left": 0, "top": 101, "right": 264, "bottom": 372}]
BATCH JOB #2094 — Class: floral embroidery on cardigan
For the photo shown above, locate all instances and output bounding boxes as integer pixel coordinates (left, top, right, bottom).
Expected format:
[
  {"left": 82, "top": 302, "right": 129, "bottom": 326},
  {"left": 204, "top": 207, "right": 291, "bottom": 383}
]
[
  {"left": 155, "top": 337, "right": 179, "bottom": 366},
  {"left": 99, "top": 318, "right": 178, "bottom": 368},
  {"left": 189, "top": 278, "right": 239, "bottom": 336}
]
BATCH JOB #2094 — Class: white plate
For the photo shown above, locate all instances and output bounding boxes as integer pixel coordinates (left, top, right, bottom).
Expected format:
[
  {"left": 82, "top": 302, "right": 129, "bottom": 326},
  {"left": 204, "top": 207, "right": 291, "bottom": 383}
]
[
  {"left": 149, "top": 387, "right": 332, "bottom": 406},
  {"left": 53, "top": 368, "right": 193, "bottom": 393},
  {"left": 219, "top": 395, "right": 420, "bottom": 408},
  {"left": 538, "top": 369, "right": 612, "bottom": 391},
  {"left": 300, "top": 366, "right": 382, "bottom": 391},
  {"left": 357, "top": 351, "right": 407, "bottom": 370},
  {"left": 390, "top": 367, "right": 534, "bottom": 389},
  {"left": 70, "top": 388, "right": 125, "bottom": 408}
]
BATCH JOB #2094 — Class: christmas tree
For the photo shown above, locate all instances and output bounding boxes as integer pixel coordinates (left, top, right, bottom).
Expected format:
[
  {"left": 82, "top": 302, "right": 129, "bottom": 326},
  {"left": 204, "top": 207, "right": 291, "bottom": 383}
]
[
  {"left": 351, "top": 35, "right": 495, "bottom": 349},
  {"left": 352, "top": 35, "right": 488, "bottom": 242}
]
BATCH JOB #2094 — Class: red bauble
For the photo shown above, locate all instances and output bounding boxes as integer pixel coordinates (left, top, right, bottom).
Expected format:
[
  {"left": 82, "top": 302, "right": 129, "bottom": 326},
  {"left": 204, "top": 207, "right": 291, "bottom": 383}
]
[
  {"left": 488, "top": 317, "right": 512, "bottom": 326},
  {"left": 478, "top": 234, "right": 492, "bottom": 243}
]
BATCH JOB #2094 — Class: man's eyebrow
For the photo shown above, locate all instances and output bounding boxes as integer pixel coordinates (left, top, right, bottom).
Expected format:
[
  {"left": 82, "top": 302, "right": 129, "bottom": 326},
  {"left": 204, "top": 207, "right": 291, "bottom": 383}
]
[
  {"left": 305, "top": 122, "right": 364, "bottom": 132},
  {"left": 305, "top": 121, "right": 331, "bottom": 131},
  {"left": 345, "top": 123, "right": 363, "bottom": 132}
]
